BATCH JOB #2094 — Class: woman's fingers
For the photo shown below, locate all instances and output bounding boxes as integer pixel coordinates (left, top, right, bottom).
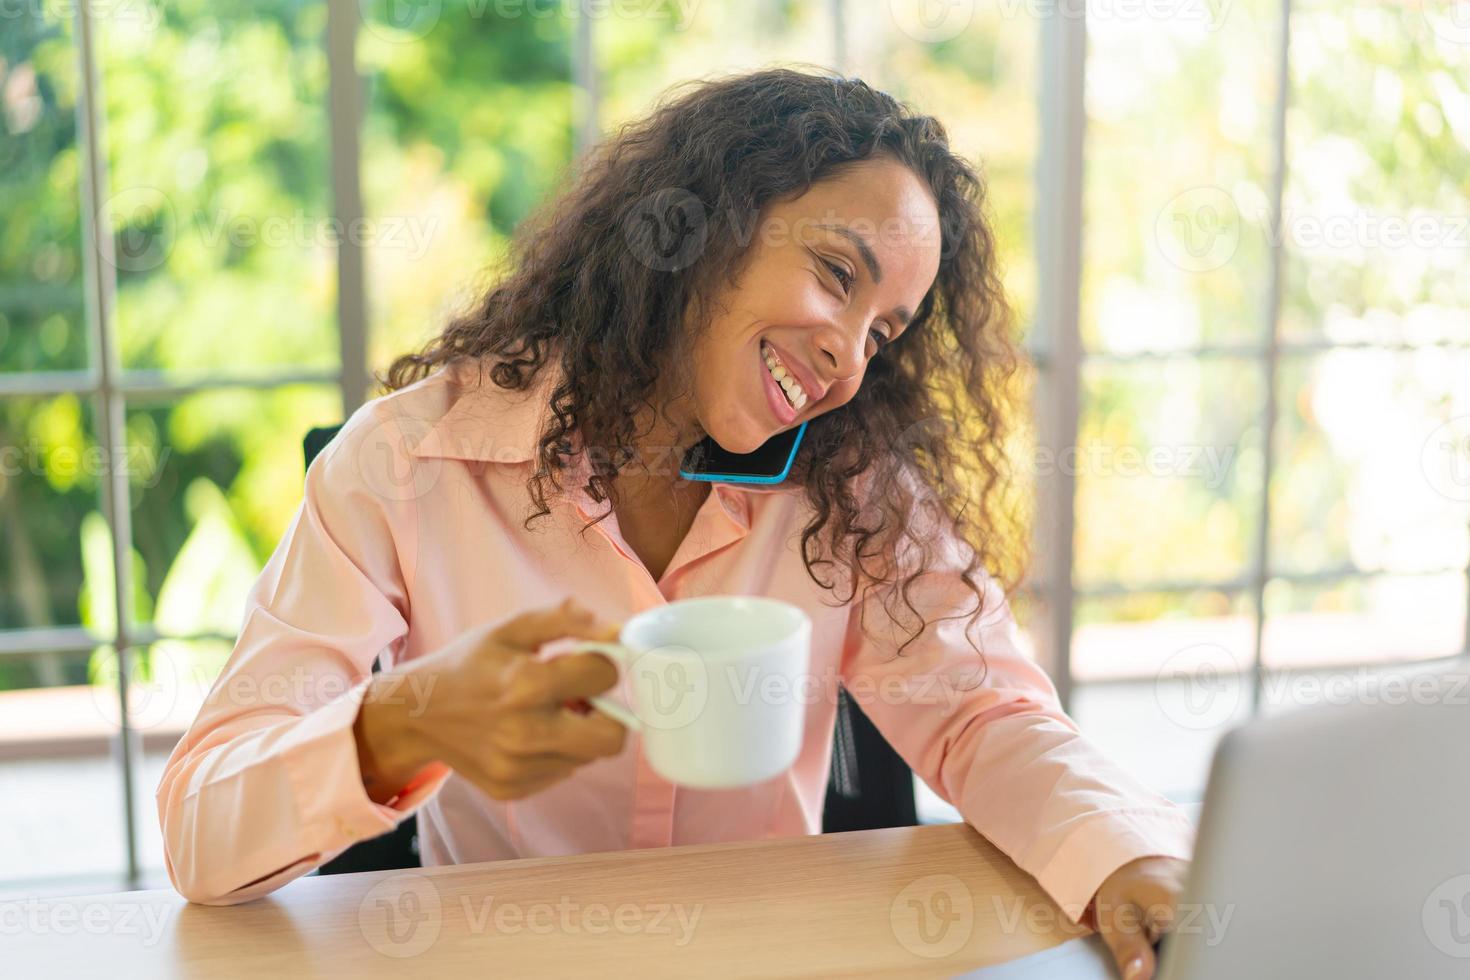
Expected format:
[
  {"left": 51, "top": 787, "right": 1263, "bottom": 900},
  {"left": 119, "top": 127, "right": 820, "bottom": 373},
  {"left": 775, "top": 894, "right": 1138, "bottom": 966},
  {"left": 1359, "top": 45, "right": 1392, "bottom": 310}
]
[
  {"left": 1097, "top": 901, "right": 1157, "bottom": 980},
  {"left": 1091, "top": 856, "right": 1187, "bottom": 980},
  {"left": 410, "top": 601, "right": 633, "bottom": 803},
  {"left": 490, "top": 767, "right": 582, "bottom": 802},
  {"left": 480, "top": 750, "right": 583, "bottom": 785},
  {"left": 437, "top": 742, "right": 581, "bottom": 802},
  {"left": 1142, "top": 897, "right": 1175, "bottom": 944},
  {"left": 474, "top": 769, "right": 576, "bottom": 802},
  {"left": 487, "top": 701, "right": 627, "bottom": 760},
  {"left": 548, "top": 708, "right": 628, "bottom": 760},
  {"left": 492, "top": 598, "right": 620, "bottom": 652},
  {"left": 1096, "top": 887, "right": 1174, "bottom": 980},
  {"left": 500, "top": 650, "right": 622, "bottom": 711}
]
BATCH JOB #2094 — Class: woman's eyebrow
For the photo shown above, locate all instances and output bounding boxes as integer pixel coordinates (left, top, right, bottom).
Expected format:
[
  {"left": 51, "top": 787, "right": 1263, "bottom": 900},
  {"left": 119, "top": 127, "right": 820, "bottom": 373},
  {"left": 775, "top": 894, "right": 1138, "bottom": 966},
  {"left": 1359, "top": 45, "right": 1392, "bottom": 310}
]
[
  {"left": 814, "top": 222, "right": 883, "bottom": 283},
  {"left": 813, "top": 222, "right": 916, "bottom": 328}
]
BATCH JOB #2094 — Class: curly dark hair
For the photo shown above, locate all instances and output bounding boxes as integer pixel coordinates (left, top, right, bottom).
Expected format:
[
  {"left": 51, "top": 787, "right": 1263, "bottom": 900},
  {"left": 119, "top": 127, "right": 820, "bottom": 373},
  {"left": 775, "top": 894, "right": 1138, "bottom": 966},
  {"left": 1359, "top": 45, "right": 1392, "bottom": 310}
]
[{"left": 381, "top": 67, "right": 1031, "bottom": 659}]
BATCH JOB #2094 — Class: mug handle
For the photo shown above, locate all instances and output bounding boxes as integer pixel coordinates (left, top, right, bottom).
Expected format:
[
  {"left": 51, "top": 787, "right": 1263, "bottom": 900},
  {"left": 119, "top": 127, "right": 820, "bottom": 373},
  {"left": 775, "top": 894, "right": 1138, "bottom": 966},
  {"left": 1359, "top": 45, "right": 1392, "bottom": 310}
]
[{"left": 569, "top": 641, "right": 643, "bottom": 732}]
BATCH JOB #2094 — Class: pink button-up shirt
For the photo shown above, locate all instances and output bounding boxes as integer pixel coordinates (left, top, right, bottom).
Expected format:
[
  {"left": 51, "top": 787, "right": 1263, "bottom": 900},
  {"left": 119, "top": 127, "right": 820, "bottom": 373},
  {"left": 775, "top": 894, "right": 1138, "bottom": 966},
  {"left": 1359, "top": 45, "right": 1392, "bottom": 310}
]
[{"left": 156, "top": 357, "right": 1194, "bottom": 916}]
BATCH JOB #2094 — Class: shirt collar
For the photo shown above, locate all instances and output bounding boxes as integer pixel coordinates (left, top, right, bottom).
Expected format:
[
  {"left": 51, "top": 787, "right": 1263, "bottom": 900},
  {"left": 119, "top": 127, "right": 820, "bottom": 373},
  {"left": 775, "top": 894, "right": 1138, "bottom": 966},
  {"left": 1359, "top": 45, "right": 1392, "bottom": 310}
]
[
  {"left": 408, "top": 358, "right": 554, "bottom": 465},
  {"left": 409, "top": 357, "right": 801, "bottom": 496}
]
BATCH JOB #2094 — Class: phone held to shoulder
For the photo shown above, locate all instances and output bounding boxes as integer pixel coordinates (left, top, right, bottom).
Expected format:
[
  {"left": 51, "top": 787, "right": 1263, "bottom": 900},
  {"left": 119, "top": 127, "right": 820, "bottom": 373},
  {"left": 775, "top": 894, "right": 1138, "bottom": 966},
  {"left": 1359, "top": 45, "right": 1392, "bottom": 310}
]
[{"left": 678, "top": 421, "right": 808, "bottom": 485}]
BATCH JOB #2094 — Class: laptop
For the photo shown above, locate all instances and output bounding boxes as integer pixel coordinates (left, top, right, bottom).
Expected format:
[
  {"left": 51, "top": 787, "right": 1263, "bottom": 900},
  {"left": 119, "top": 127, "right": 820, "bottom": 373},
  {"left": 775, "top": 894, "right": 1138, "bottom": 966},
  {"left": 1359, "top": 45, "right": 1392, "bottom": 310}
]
[{"left": 961, "top": 662, "right": 1470, "bottom": 979}]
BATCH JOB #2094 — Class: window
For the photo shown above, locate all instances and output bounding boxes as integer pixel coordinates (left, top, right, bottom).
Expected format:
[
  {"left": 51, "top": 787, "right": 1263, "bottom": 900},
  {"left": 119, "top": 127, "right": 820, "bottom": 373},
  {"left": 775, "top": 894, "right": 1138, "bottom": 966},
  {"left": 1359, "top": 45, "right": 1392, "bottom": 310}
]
[{"left": 1067, "top": 0, "right": 1470, "bottom": 802}]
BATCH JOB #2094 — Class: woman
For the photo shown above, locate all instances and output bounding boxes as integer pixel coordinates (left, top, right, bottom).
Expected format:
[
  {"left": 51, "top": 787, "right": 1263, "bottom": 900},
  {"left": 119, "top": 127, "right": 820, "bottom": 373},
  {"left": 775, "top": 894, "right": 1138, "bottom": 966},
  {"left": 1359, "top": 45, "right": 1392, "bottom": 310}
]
[{"left": 159, "top": 68, "right": 1192, "bottom": 979}]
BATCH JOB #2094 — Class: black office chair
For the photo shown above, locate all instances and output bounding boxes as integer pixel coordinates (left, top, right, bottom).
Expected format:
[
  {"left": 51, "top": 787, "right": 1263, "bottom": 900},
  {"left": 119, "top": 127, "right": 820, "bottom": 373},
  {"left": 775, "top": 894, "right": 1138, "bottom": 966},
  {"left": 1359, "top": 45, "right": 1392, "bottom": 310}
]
[{"left": 303, "top": 424, "right": 917, "bottom": 875}]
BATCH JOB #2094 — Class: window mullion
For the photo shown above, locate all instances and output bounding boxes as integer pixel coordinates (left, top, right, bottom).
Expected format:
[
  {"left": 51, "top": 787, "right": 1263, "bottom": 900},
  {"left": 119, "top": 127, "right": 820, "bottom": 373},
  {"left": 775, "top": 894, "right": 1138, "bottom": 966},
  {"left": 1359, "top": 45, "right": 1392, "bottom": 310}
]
[
  {"left": 1249, "top": 0, "right": 1294, "bottom": 715},
  {"left": 327, "top": 0, "right": 369, "bottom": 416},
  {"left": 829, "top": 0, "right": 847, "bottom": 73},
  {"left": 73, "top": 0, "right": 141, "bottom": 888},
  {"left": 573, "top": 6, "right": 601, "bottom": 164},
  {"left": 1034, "top": 9, "right": 1087, "bottom": 710}
]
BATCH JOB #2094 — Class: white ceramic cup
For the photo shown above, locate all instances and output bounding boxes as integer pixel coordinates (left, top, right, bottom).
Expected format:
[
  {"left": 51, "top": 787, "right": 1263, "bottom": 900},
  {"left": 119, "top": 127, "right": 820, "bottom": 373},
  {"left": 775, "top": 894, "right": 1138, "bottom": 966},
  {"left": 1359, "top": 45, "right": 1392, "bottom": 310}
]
[{"left": 571, "top": 595, "right": 812, "bottom": 789}]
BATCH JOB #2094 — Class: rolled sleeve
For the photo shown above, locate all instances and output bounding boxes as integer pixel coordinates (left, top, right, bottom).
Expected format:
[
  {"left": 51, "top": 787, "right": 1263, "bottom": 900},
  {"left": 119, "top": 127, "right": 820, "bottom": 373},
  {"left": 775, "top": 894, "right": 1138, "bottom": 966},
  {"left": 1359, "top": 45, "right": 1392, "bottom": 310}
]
[
  {"left": 838, "top": 489, "right": 1196, "bottom": 923},
  {"left": 156, "top": 403, "right": 447, "bottom": 905}
]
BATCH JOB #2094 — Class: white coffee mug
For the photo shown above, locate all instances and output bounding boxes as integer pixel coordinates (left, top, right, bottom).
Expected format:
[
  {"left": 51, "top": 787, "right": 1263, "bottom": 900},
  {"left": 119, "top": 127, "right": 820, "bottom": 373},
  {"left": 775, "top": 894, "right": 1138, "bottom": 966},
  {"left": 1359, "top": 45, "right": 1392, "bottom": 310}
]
[{"left": 572, "top": 595, "right": 812, "bottom": 789}]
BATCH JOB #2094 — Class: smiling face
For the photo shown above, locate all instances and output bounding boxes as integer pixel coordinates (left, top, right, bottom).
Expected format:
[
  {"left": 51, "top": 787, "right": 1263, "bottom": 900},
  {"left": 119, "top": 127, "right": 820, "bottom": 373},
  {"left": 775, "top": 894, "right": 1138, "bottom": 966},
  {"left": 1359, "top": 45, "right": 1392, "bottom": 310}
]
[{"left": 682, "top": 155, "right": 944, "bottom": 454}]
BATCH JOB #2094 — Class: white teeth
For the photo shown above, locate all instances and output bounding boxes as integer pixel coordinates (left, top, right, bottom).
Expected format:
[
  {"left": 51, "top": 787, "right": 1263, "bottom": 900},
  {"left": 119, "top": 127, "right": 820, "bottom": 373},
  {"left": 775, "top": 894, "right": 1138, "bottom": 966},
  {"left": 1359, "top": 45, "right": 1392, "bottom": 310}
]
[{"left": 761, "top": 342, "right": 805, "bottom": 412}]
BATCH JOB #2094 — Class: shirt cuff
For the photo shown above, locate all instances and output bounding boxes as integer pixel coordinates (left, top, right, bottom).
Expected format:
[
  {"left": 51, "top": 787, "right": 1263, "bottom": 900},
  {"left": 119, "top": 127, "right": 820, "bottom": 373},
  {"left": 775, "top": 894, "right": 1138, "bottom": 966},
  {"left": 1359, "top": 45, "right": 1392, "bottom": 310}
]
[
  {"left": 1029, "top": 807, "right": 1198, "bottom": 924},
  {"left": 278, "top": 677, "right": 451, "bottom": 854}
]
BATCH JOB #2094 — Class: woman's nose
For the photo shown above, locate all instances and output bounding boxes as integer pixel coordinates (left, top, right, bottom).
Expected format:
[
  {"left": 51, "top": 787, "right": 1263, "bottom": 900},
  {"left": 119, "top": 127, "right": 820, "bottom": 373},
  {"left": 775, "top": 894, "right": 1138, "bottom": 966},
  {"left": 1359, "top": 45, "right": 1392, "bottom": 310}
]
[{"left": 812, "top": 321, "right": 864, "bottom": 382}]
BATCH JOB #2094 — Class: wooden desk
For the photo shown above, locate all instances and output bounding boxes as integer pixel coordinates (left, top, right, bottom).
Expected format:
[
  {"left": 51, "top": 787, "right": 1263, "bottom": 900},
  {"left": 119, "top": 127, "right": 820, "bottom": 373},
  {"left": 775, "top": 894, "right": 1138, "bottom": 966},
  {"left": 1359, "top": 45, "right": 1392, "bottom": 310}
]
[{"left": 7, "top": 824, "right": 1088, "bottom": 978}]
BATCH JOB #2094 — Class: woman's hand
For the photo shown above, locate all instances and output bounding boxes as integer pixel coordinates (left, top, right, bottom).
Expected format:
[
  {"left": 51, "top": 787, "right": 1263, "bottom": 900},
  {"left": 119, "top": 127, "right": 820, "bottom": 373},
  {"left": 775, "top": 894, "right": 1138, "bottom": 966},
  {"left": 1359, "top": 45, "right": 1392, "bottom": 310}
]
[
  {"left": 1092, "top": 855, "right": 1189, "bottom": 980},
  {"left": 353, "top": 598, "right": 629, "bottom": 804}
]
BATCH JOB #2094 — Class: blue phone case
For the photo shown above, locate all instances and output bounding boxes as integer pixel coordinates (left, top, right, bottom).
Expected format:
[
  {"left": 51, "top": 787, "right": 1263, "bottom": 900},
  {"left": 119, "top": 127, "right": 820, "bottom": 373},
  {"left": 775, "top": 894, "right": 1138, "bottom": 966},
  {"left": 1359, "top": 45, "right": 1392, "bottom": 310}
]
[{"left": 678, "top": 420, "right": 808, "bottom": 485}]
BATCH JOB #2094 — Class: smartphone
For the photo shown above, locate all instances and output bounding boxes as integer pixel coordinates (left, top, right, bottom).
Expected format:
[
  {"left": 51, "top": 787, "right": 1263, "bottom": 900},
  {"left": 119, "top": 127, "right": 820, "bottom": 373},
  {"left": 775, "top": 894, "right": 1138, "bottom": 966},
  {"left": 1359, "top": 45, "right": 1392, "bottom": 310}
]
[{"left": 678, "top": 421, "right": 808, "bottom": 485}]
